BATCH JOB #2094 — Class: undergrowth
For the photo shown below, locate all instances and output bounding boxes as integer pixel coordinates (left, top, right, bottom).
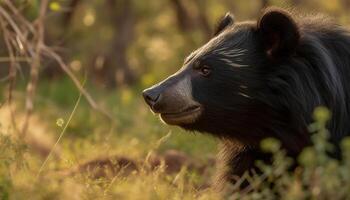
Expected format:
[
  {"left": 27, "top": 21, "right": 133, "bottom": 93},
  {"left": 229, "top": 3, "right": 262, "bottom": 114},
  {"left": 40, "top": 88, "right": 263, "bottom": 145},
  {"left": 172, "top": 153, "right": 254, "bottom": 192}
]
[{"left": 0, "top": 84, "right": 350, "bottom": 200}]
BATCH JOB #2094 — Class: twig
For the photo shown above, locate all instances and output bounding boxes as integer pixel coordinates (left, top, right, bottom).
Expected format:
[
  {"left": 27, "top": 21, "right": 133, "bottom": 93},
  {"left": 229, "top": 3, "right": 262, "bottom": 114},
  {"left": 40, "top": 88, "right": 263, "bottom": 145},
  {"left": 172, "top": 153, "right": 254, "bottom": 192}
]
[
  {"left": 3, "top": 0, "right": 36, "bottom": 34},
  {"left": 0, "top": 6, "right": 28, "bottom": 48},
  {"left": 0, "top": 1, "right": 113, "bottom": 138},
  {"left": 21, "top": 0, "right": 48, "bottom": 136},
  {"left": 42, "top": 45, "right": 113, "bottom": 120},
  {"left": 0, "top": 14, "right": 20, "bottom": 134},
  {"left": 0, "top": 19, "right": 16, "bottom": 103},
  {"left": 0, "top": 57, "right": 32, "bottom": 62}
]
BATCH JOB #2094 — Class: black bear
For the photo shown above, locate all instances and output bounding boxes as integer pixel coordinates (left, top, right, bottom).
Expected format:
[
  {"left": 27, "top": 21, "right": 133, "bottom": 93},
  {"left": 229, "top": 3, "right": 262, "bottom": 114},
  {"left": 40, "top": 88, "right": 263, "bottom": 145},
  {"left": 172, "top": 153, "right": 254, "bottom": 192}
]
[{"left": 142, "top": 7, "right": 350, "bottom": 190}]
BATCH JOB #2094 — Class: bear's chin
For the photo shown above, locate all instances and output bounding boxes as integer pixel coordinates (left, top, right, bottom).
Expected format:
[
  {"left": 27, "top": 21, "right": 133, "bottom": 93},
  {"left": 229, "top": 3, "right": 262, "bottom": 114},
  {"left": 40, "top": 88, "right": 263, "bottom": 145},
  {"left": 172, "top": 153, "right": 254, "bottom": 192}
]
[{"left": 159, "top": 106, "right": 202, "bottom": 125}]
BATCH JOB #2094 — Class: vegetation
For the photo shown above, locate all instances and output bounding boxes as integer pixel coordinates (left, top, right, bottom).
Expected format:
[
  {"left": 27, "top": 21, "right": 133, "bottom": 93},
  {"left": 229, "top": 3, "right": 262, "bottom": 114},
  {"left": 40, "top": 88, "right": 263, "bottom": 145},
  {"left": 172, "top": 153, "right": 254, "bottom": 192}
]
[{"left": 1, "top": 0, "right": 350, "bottom": 199}]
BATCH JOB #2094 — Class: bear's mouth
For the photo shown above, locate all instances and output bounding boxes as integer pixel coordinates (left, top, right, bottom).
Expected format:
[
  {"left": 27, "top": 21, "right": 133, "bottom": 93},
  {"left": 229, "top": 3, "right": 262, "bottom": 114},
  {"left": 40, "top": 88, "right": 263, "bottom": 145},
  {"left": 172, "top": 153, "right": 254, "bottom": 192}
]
[{"left": 160, "top": 105, "right": 202, "bottom": 125}]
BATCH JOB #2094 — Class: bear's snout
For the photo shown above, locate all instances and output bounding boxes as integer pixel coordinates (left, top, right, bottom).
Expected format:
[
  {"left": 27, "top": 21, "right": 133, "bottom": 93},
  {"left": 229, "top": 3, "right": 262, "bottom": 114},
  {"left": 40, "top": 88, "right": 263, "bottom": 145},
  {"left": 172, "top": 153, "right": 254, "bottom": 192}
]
[
  {"left": 142, "top": 72, "right": 202, "bottom": 125},
  {"left": 142, "top": 87, "right": 161, "bottom": 109}
]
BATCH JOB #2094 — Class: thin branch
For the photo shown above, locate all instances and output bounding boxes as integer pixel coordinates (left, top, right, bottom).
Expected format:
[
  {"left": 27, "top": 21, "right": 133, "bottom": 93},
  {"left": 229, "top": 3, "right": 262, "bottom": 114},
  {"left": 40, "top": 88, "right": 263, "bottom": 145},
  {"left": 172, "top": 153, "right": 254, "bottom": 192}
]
[
  {"left": 0, "top": 57, "right": 32, "bottom": 62},
  {"left": 0, "top": 6, "right": 28, "bottom": 48},
  {"left": 0, "top": 15, "right": 20, "bottom": 134},
  {"left": 42, "top": 46, "right": 113, "bottom": 120},
  {"left": 0, "top": 19, "right": 16, "bottom": 103},
  {"left": 21, "top": 0, "right": 48, "bottom": 136},
  {"left": 4, "top": 0, "right": 36, "bottom": 34},
  {"left": 0, "top": 1, "right": 113, "bottom": 138},
  {"left": 41, "top": 46, "right": 95, "bottom": 109}
]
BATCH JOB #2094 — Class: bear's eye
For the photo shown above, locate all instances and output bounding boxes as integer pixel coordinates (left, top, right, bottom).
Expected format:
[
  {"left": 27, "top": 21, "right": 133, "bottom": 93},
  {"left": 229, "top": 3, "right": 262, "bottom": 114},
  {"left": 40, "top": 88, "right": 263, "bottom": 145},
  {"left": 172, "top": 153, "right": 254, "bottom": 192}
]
[{"left": 199, "top": 65, "right": 211, "bottom": 77}]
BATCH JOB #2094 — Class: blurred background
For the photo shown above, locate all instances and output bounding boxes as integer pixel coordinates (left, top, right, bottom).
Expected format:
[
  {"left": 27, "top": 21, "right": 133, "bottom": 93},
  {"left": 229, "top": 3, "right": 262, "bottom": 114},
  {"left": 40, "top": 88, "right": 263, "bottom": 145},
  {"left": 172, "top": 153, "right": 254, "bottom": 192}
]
[{"left": 0, "top": 0, "right": 350, "bottom": 199}]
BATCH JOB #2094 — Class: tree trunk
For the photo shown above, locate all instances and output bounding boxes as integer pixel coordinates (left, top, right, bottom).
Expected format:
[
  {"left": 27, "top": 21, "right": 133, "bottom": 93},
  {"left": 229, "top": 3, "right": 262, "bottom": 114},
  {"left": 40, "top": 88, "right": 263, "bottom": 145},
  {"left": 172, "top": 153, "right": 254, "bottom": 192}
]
[
  {"left": 63, "top": 0, "right": 81, "bottom": 25},
  {"left": 169, "top": 0, "right": 196, "bottom": 32},
  {"left": 193, "top": 0, "right": 212, "bottom": 38},
  {"left": 94, "top": 0, "right": 137, "bottom": 87}
]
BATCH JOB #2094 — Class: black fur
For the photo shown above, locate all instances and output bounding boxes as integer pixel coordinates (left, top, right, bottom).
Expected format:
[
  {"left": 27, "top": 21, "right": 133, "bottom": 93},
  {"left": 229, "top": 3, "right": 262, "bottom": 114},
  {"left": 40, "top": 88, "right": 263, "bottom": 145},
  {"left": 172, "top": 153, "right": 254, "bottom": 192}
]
[
  {"left": 214, "top": 12, "right": 235, "bottom": 36},
  {"left": 143, "top": 7, "right": 350, "bottom": 191},
  {"left": 181, "top": 8, "right": 350, "bottom": 188},
  {"left": 258, "top": 9, "right": 300, "bottom": 58}
]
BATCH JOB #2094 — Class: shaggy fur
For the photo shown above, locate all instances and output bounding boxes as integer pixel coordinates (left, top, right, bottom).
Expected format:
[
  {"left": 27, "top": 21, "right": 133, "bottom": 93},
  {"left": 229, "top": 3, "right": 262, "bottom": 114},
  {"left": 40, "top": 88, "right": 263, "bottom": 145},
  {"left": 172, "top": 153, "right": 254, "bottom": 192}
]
[{"left": 143, "top": 7, "right": 350, "bottom": 190}]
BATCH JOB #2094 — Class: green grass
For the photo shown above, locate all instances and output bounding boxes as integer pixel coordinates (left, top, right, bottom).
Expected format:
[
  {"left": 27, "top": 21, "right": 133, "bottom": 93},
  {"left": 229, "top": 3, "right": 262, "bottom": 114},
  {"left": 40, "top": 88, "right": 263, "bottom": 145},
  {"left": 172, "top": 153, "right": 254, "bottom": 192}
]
[
  {"left": 1, "top": 78, "right": 350, "bottom": 199},
  {"left": 0, "top": 78, "right": 219, "bottom": 199}
]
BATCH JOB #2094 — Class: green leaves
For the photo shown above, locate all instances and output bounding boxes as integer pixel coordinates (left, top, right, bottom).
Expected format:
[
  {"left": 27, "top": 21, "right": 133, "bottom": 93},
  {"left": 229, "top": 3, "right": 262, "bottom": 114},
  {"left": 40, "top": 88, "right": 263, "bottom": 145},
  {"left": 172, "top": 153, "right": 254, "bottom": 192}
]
[
  {"left": 313, "top": 106, "right": 332, "bottom": 126},
  {"left": 260, "top": 137, "right": 281, "bottom": 153},
  {"left": 231, "top": 107, "right": 350, "bottom": 199}
]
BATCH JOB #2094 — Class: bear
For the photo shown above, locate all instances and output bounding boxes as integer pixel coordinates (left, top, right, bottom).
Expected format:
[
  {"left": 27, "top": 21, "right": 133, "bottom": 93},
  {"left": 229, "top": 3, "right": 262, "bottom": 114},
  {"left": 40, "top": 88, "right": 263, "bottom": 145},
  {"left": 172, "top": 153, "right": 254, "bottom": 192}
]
[{"left": 142, "top": 7, "right": 350, "bottom": 191}]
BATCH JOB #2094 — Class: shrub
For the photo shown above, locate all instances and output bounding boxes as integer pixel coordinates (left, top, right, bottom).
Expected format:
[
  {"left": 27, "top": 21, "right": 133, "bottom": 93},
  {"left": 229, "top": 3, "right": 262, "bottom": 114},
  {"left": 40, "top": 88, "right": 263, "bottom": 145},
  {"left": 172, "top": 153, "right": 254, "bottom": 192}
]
[{"left": 222, "top": 107, "right": 350, "bottom": 200}]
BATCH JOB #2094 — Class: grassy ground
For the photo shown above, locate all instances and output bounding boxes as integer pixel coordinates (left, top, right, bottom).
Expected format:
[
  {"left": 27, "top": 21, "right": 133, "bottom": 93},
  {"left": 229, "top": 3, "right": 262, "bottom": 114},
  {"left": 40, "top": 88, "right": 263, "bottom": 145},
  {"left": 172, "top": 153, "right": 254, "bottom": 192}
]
[
  {"left": 1, "top": 78, "right": 350, "bottom": 200},
  {"left": 0, "top": 78, "right": 219, "bottom": 199}
]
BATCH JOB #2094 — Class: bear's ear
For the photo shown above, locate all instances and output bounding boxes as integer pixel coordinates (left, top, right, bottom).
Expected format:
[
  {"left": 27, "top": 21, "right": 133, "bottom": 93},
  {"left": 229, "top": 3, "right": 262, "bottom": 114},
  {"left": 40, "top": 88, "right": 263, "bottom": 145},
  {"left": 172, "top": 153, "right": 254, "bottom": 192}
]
[
  {"left": 214, "top": 12, "right": 235, "bottom": 36},
  {"left": 257, "top": 8, "right": 300, "bottom": 59}
]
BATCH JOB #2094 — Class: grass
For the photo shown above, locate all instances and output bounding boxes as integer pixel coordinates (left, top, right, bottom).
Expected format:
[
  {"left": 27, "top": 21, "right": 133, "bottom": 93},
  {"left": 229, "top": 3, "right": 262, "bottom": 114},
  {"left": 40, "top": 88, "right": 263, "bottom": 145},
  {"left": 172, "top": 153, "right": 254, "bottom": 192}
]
[
  {"left": 1, "top": 78, "right": 350, "bottom": 199},
  {"left": 0, "top": 78, "right": 218, "bottom": 199}
]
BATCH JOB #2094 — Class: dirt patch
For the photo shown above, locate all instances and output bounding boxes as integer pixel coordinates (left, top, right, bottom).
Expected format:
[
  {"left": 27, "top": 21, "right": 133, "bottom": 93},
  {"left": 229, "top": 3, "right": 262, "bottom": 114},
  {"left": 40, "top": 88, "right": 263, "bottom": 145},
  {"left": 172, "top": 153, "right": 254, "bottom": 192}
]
[{"left": 61, "top": 149, "right": 215, "bottom": 179}]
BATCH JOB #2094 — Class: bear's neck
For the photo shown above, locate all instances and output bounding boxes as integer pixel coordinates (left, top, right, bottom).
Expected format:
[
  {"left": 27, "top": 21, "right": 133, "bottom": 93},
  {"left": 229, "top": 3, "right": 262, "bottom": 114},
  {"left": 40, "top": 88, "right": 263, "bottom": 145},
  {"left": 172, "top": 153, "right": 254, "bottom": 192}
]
[{"left": 199, "top": 104, "right": 311, "bottom": 157}]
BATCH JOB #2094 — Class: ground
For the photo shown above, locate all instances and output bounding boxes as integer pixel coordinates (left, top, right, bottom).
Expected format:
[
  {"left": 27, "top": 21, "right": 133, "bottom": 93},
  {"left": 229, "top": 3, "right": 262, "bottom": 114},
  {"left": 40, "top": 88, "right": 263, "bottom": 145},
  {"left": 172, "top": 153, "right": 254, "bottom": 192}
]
[
  {"left": 0, "top": 78, "right": 218, "bottom": 199},
  {"left": 1, "top": 78, "right": 350, "bottom": 200}
]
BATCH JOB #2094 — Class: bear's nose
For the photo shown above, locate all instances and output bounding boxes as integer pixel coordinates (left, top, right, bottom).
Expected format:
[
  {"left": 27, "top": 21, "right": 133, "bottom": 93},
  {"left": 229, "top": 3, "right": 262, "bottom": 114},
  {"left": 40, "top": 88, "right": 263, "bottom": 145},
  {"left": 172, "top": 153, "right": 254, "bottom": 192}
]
[{"left": 142, "top": 88, "right": 161, "bottom": 108}]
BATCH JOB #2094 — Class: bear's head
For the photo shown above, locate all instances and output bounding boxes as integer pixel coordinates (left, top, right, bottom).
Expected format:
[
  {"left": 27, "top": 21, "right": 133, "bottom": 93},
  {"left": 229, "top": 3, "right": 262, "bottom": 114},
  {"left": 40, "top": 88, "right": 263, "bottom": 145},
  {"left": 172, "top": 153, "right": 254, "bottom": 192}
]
[{"left": 143, "top": 8, "right": 301, "bottom": 143}]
